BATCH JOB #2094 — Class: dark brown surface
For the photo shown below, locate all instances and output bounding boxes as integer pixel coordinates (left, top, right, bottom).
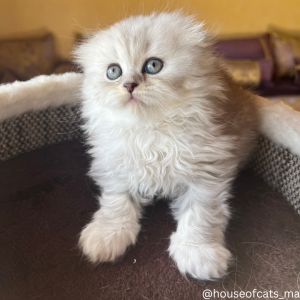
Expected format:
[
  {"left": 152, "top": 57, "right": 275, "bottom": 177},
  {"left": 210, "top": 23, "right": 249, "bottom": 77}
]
[
  {"left": 1, "top": 141, "right": 299, "bottom": 300},
  {"left": 256, "top": 78, "right": 300, "bottom": 96}
]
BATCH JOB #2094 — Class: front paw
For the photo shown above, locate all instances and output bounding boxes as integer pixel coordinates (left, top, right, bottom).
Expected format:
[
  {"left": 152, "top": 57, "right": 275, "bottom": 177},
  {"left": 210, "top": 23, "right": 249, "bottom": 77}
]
[
  {"left": 79, "top": 211, "right": 141, "bottom": 263},
  {"left": 168, "top": 232, "right": 231, "bottom": 280}
]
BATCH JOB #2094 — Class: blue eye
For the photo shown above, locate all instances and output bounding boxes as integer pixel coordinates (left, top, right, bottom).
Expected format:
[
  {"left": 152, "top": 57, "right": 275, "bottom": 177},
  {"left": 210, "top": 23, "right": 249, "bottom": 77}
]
[
  {"left": 107, "top": 65, "right": 122, "bottom": 80},
  {"left": 144, "top": 59, "right": 163, "bottom": 74}
]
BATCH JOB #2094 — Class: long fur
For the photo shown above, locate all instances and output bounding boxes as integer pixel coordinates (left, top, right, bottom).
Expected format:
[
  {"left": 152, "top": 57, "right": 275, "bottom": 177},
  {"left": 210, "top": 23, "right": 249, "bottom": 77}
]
[
  {"left": 0, "top": 72, "right": 82, "bottom": 122},
  {"left": 255, "top": 95, "right": 300, "bottom": 156},
  {"left": 74, "top": 12, "right": 259, "bottom": 280},
  {"left": 1, "top": 12, "right": 300, "bottom": 281}
]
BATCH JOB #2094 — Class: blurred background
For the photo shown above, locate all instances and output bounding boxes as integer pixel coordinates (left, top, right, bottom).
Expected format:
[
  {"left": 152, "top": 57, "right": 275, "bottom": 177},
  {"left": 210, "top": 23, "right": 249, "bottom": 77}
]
[
  {"left": 1, "top": 0, "right": 300, "bottom": 59},
  {"left": 1, "top": 0, "right": 300, "bottom": 108}
]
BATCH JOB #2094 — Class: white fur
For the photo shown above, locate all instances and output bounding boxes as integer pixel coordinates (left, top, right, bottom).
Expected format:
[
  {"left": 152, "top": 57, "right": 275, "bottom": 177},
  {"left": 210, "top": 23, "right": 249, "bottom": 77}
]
[
  {"left": 75, "top": 12, "right": 243, "bottom": 281},
  {"left": 168, "top": 184, "right": 232, "bottom": 279},
  {"left": 74, "top": 12, "right": 300, "bottom": 280},
  {"left": 255, "top": 95, "right": 300, "bottom": 156},
  {"left": 0, "top": 72, "right": 82, "bottom": 122},
  {"left": 79, "top": 192, "right": 142, "bottom": 262}
]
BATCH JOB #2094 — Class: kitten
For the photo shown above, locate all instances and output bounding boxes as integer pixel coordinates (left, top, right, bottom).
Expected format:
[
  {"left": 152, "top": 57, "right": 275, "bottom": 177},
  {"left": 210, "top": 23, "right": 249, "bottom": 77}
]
[{"left": 74, "top": 12, "right": 259, "bottom": 280}]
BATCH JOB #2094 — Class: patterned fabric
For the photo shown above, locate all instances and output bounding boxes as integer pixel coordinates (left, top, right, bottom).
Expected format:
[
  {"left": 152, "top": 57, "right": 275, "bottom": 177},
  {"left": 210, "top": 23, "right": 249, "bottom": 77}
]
[
  {"left": 249, "top": 136, "right": 300, "bottom": 214},
  {"left": 0, "top": 105, "right": 299, "bottom": 214},
  {"left": 0, "top": 105, "right": 83, "bottom": 162}
]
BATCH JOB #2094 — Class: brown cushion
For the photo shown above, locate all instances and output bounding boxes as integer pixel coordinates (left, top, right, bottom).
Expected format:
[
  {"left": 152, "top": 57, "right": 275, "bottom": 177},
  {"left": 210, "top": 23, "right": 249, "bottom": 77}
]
[
  {"left": 295, "top": 64, "right": 300, "bottom": 86},
  {"left": 270, "top": 28, "right": 300, "bottom": 78},
  {"left": 221, "top": 59, "right": 261, "bottom": 87},
  {"left": 0, "top": 70, "right": 18, "bottom": 84},
  {"left": 221, "top": 58, "right": 275, "bottom": 88},
  {"left": 257, "top": 77, "right": 300, "bottom": 96},
  {"left": 215, "top": 34, "right": 274, "bottom": 86},
  {"left": 0, "top": 33, "right": 57, "bottom": 81},
  {"left": 215, "top": 34, "right": 272, "bottom": 59},
  {"left": 53, "top": 61, "right": 80, "bottom": 74}
]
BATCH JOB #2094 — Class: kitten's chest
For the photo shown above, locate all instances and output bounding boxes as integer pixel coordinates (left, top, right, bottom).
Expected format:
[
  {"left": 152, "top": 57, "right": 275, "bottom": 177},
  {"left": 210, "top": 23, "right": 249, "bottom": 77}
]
[{"left": 113, "top": 125, "right": 190, "bottom": 197}]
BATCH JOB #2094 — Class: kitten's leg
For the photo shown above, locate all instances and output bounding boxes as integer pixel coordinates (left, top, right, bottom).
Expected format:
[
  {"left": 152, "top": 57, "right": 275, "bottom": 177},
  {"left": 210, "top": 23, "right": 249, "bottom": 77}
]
[
  {"left": 168, "top": 184, "right": 232, "bottom": 280},
  {"left": 79, "top": 192, "right": 143, "bottom": 263}
]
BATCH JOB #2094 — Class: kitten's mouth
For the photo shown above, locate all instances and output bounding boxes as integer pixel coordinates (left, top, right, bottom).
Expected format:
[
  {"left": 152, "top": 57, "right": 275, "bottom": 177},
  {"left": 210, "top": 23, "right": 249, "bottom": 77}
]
[
  {"left": 125, "top": 93, "right": 145, "bottom": 108},
  {"left": 128, "top": 94, "right": 138, "bottom": 103}
]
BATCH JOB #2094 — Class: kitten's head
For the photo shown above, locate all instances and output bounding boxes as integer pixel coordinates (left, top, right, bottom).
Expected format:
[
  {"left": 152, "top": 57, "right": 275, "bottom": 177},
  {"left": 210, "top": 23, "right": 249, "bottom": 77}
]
[{"left": 74, "top": 12, "right": 219, "bottom": 122}]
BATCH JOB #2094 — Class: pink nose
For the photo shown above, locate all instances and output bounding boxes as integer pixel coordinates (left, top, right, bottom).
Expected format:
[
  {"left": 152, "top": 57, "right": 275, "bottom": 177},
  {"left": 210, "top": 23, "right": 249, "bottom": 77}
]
[{"left": 123, "top": 82, "right": 139, "bottom": 93}]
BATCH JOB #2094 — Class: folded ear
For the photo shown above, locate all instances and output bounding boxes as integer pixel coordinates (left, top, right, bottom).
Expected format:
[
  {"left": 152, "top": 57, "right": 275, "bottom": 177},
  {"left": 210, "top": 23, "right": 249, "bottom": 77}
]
[{"left": 168, "top": 11, "right": 209, "bottom": 47}]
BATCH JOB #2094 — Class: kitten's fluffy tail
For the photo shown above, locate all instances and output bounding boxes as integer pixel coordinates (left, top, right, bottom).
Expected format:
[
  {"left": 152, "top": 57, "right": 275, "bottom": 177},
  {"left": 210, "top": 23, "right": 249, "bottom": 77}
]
[
  {"left": 254, "top": 95, "right": 300, "bottom": 156},
  {"left": 0, "top": 72, "right": 82, "bottom": 122}
]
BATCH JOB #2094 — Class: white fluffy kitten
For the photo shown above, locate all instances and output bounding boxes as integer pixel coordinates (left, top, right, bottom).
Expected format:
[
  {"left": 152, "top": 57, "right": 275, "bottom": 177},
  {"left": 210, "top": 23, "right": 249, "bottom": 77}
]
[{"left": 74, "top": 12, "right": 259, "bottom": 280}]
